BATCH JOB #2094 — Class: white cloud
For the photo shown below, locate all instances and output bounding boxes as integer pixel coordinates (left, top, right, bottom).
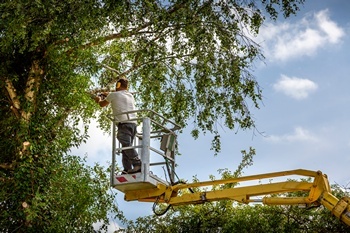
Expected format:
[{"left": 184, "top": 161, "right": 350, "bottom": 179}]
[
  {"left": 266, "top": 127, "right": 318, "bottom": 143},
  {"left": 273, "top": 75, "right": 318, "bottom": 100},
  {"left": 315, "top": 10, "right": 345, "bottom": 43},
  {"left": 93, "top": 220, "right": 122, "bottom": 232},
  {"left": 70, "top": 120, "right": 111, "bottom": 164},
  {"left": 258, "top": 9, "right": 345, "bottom": 61}
]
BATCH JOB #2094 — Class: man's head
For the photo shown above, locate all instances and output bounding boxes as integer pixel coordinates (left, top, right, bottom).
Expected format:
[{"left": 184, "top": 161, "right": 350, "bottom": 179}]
[{"left": 116, "top": 77, "right": 128, "bottom": 91}]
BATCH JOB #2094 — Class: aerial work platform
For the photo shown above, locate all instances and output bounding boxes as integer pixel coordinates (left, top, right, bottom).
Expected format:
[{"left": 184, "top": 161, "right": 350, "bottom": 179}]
[
  {"left": 109, "top": 110, "right": 181, "bottom": 193},
  {"left": 107, "top": 111, "right": 350, "bottom": 225},
  {"left": 113, "top": 172, "right": 168, "bottom": 193}
]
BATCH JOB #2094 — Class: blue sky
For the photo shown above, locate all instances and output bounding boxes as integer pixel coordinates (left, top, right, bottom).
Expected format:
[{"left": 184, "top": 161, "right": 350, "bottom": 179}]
[{"left": 72, "top": 0, "right": 350, "bottom": 230}]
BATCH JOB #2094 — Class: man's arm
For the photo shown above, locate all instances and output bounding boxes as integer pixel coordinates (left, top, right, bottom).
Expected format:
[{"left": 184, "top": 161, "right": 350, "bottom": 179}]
[{"left": 94, "top": 95, "right": 109, "bottom": 107}]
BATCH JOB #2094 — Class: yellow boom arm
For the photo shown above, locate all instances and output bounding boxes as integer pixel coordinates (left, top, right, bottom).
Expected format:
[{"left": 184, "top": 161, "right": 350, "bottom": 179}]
[{"left": 123, "top": 169, "right": 350, "bottom": 226}]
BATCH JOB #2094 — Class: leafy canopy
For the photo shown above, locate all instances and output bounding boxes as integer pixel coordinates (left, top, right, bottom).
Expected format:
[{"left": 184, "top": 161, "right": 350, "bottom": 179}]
[{"left": 1, "top": 0, "right": 305, "bottom": 231}]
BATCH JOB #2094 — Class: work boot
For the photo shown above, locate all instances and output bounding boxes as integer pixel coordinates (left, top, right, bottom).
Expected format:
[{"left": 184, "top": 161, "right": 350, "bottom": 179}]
[
  {"left": 128, "top": 165, "right": 141, "bottom": 174},
  {"left": 120, "top": 170, "right": 128, "bottom": 175}
]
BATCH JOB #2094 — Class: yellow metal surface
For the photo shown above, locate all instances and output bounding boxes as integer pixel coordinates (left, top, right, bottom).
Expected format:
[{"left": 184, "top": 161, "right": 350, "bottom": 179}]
[
  {"left": 263, "top": 197, "right": 310, "bottom": 205},
  {"left": 320, "top": 192, "right": 339, "bottom": 211},
  {"left": 116, "top": 169, "right": 350, "bottom": 227},
  {"left": 124, "top": 183, "right": 167, "bottom": 201},
  {"left": 333, "top": 199, "right": 348, "bottom": 218},
  {"left": 168, "top": 181, "right": 313, "bottom": 205},
  {"left": 119, "top": 169, "right": 325, "bottom": 205},
  {"left": 171, "top": 169, "right": 319, "bottom": 192},
  {"left": 320, "top": 192, "right": 350, "bottom": 226}
]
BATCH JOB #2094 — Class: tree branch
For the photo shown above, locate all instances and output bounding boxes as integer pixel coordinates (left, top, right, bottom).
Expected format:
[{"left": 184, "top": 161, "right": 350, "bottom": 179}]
[
  {"left": 22, "top": 60, "right": 43, "bottom": 122},
  {"left": 0, "top": 142, "right": 29, "bottom": 170},
  {"left": 25, "top": 60, "right": 42, "bottom": 102},
  {"left": 66, "top": 22, "right": 153, "bottom": 55},
  {"left": 0, "top": 177, "right": 13, "bottom": 182},
  {"left": 100, "top": 63, "right": 119, "bottom": 74},
  {"left": 66, "top": 2, "right": 188, "bottom": 54},
  {"left": 0, "top": 163, "right": 13, "bottom": 170},
  {"left": 5, "top": 78, "right": 21, "bottom": 110},
  {"left": 22, "top": 141, "right": 31, "bottom": 153},
  {"left": 105, "top": 53, "right": 195, "bottom": 87}
]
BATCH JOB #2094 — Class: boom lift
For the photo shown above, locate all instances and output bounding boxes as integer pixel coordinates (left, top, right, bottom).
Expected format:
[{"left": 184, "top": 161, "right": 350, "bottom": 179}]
[{"left": 109, "top": 110, "right": 350, "bottom": 226}]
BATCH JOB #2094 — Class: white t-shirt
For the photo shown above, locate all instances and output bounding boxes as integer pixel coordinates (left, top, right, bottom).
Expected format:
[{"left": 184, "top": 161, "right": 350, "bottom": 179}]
[{"left": 105, "top": 90, "right": 137, "bottom": 123}]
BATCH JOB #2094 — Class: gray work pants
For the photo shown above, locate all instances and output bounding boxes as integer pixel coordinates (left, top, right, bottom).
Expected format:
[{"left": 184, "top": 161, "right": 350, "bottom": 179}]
[{"left": 117, "top": 123, "right": 141, "bottom": 171}]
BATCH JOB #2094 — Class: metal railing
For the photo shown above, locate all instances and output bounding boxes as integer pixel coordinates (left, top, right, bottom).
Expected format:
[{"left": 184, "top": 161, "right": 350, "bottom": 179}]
[{"left": 108, "top": 109, "right": 181, "bottom": 186}]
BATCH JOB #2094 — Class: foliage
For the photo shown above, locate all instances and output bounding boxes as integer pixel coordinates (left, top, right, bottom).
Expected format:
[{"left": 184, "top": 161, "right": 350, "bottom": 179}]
[
  {"left": 0, "top": 154, "right": 123, "bottom": 232},
  {"left": 94, "top": 0, "right": 306, "bottom": 151},
  {"left": 1, "top": 0, "right": 306, "bottom": 231},
  {"left": 0, "top": 0, "right": 119, "bottom": 230}
]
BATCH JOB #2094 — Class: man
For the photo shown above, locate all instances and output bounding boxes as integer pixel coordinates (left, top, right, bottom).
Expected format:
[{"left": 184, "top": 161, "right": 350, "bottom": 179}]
[{"left": 95, "top": 77, "right": 141, "bottom": 174}]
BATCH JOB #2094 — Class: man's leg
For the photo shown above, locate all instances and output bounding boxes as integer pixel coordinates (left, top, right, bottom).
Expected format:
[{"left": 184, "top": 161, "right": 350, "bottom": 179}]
[
  {"left": 121, "top": 151, "right": 132, "bottom": 172},
  {"left": 128, "top": 123, "right": 141, "bottom": 168},
  {"left": 117, "top": 123, "right": 141, "bottom": 173}
]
